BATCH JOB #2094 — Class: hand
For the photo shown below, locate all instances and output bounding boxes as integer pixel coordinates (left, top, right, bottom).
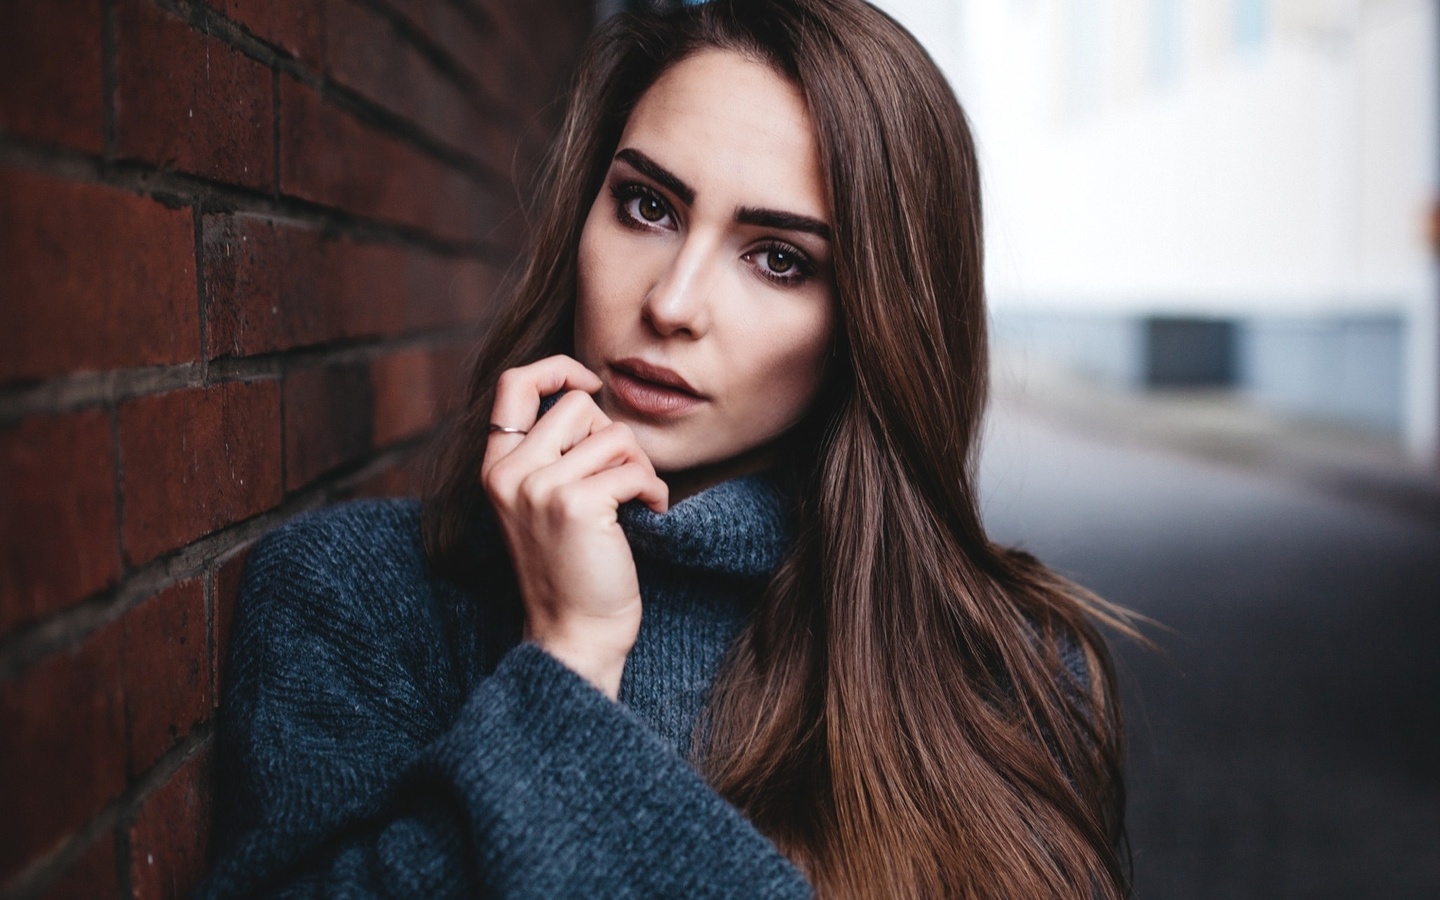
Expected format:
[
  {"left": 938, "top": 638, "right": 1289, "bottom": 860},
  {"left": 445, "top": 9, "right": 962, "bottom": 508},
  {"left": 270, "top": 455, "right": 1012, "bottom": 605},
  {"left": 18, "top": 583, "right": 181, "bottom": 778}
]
[{"left": 480, "top": 355, "right": 669, "bottom": 699}]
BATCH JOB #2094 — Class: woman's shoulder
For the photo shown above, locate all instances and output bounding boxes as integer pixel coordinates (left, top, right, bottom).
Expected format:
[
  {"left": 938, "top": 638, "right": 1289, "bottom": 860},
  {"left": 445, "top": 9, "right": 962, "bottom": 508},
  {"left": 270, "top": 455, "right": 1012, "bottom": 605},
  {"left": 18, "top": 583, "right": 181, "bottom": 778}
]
[
  {"left": 238, "top": 498, "right": 442, "bottom": 631},
  {"left": 247, "top": 497, "right": 424, "bottom": 580},
  {"left": 222, "top": 497, "right": 504, "bottom": 701},
  {"left": 1019, "top": 609, "right": 1104, "bottom": 716},
  {"left": 1055, "top": 624, "right": 1092, "bottom": 695}
]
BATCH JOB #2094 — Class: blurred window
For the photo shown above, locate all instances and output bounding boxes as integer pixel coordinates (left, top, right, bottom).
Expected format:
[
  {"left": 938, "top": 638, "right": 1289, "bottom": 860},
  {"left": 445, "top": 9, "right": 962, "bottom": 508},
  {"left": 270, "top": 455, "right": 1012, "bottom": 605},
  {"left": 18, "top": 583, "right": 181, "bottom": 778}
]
[
  {"left": 1150, "top": 0, "right": 1182, "bottom": 85},
  {"left": 1067, "top": 0, "right": 1106, "bottom": 116},
  {"left": 1234, "top": 0, "right": 1268, "bottom": 52}
]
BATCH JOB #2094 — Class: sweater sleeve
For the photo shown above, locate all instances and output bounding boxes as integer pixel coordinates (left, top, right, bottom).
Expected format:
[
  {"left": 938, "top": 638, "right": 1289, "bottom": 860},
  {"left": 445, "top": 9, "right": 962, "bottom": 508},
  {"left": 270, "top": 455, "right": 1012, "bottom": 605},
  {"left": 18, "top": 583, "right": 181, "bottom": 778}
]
[{"left": 196, "top": 508, "right": 811, "bottom": 900}]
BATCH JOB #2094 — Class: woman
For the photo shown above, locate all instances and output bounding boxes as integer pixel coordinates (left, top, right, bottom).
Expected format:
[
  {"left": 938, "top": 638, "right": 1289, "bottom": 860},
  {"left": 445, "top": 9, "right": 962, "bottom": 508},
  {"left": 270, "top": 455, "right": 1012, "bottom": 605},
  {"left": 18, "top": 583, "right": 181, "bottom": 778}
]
[{"left": 201, "top": 0, "right": 1134, "bottom": 897}]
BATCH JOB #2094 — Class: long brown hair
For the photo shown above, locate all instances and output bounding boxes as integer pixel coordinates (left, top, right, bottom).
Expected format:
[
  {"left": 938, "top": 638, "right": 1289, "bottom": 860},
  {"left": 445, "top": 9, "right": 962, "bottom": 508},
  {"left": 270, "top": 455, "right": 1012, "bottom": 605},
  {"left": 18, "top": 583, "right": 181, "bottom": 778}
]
[{"left": 424, "top": 1, "right": 1136, "bottom": 896}]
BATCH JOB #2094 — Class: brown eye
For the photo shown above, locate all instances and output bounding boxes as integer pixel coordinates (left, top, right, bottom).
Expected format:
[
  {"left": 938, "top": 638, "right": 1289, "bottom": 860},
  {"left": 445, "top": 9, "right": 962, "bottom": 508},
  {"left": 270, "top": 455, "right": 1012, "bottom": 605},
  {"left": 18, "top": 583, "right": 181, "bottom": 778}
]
[
  {"left": 767, "top": 248, "right": 795, "bottom": 273},
  {"left": 638, "top": 194, "right": 667, "bottom": 222},
  {"left": 747, "top": 242, "right": 815, "bottom": 287}
]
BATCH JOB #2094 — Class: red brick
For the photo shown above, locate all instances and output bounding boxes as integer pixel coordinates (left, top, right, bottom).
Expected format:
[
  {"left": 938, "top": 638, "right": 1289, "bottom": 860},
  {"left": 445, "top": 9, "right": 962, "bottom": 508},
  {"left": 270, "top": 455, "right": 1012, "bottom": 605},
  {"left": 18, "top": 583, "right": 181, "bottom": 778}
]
[
  {"left": 535, "top": 12, "right": 595, "bottom": 141},
  {"left": 402, "top": 0, "right": 515, "bottom": 110},
  {"left": 114, "top": 0, "right": 274, "bottom": 191},
  {"left": 469, "top": 0, "right": 545, "bottom": 103},
  {"left": 434, "top": 343, "right": 472, "bottom": 413},
  {"left": 128, "top": 742, "right": 213, "bottom": 900},
  {"left": 278, "top": 76, "right": 506, "bottom": 242},
  {"left": 532, "top": 0, "right": 594, "bottom": 75},
  {"left": 210, "top": 543, "right": 253, "bottom": 707},
  {"left": 0, "top": 168, "right": 198, "bottom": 384},
  {"left": 122, "top": 580, "right": 209, "bottom": 776},
  {"left": 0, "top": 411, "right": 120, "bottom": 636},
  {"left": 370, "top": 343, "right": 470, "bottom": 445},
  {"left": 282, "top": 363, "right": 373, "bottom": 491},
  {"left": 370, "top": 349, "right": 439, "bottom": 446},
  {"left": 202, "top": 214, "right": 408, "bottom": 357},
  {"left": 349, "top": 454, "right": 423, "bottom": 499},
  {"left": 119, "top": 381, "right": 282, "bottom": 566},
  {"left": 214, "top": 0, "right": 324, "bottom": 68},
  {"left": 0, "top": 0, "right": 105, "bottom": 154},
  {"left": 477, "top": 0, "right": 591, "bottom": 106},
  {"left": 41, "top": 832, "right": 118, "bottom": 900},
  {"left": 321, "top": 0, "right": 430, "bottom": 120},
  {"left": 0, "top": 623, "right": 126, "bottom": 884},
  {"left": 323, "top": 0, "right": 513, "bottom": 173},
  {"left": 404, "top": 252, "right": 499, "bottom": 331}
]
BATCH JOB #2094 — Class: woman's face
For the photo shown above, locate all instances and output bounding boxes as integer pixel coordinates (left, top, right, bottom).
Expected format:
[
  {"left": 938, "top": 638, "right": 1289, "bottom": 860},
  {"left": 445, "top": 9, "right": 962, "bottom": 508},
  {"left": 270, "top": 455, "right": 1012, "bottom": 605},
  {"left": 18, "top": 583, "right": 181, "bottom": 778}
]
[{"left": 574, "top": 49, "right": 836, "bottom": 495}]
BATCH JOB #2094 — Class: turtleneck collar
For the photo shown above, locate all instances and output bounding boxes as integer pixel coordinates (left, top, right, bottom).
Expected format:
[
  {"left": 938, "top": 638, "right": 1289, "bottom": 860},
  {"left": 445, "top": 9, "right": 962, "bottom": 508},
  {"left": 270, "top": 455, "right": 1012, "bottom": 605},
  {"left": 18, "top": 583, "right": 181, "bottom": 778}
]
[
  {"left": 528, "top": 392, "right": 795, "bottom": 582},
  {"left": 618, "top": 472, "right": 793, "bottom": 582}
]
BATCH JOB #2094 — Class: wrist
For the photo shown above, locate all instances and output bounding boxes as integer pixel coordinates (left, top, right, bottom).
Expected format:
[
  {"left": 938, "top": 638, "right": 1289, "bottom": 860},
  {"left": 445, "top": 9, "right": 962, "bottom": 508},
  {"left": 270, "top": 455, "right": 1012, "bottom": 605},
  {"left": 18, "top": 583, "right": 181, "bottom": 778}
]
[{"left": 525, "top": 618, "right": 636, "bottom": 700}]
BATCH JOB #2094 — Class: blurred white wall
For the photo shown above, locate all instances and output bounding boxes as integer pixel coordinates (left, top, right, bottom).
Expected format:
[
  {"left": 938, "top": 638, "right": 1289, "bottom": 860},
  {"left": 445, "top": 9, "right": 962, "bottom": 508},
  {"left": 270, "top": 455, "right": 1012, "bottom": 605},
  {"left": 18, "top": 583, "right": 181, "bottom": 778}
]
[{"left": 874, "top": 0, "right": 1439, "bottom": 460}]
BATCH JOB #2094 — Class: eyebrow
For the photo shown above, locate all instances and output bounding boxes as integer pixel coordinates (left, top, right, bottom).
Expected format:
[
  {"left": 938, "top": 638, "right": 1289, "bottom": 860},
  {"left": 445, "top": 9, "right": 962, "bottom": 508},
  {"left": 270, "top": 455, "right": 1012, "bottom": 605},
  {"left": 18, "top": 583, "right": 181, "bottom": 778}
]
[
  {"left": 612, "top": 147, "right": 832, "bottom": 243},
  {"left": 735, "top": 206, "right": 832, "bottom": 242},
  {"left": 615, "top": 148, "right": 694, "bottom": 205}
]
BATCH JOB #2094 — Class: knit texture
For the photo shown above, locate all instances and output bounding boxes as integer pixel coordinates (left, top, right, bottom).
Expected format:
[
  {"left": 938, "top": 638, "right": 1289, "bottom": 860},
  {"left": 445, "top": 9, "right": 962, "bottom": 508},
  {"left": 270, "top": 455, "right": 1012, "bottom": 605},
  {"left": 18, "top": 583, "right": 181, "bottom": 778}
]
[{"left": 196, "top": 474, "right": 811, "bottom": 899}]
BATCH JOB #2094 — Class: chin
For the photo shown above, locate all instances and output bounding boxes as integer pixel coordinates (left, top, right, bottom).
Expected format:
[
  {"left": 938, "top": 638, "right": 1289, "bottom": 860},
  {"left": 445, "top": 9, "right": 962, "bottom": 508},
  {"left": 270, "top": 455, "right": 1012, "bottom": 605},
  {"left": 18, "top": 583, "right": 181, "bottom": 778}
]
[
  {"left": 632, "top": 434, "right": 722, "bottom": 478},
  {"left": 635, "top": 440, "right": 704, "bottom": 476},
  {"left": 621, "top": 415, "right": 775, "bottom": 482}
]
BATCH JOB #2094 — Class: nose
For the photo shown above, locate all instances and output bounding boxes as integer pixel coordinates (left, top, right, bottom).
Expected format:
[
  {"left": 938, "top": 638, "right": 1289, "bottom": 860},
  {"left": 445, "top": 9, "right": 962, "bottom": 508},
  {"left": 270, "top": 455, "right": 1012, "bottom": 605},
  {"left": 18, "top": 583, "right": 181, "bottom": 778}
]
[{"left": 641, "top": 234, "right": 715, "bottom": 339}]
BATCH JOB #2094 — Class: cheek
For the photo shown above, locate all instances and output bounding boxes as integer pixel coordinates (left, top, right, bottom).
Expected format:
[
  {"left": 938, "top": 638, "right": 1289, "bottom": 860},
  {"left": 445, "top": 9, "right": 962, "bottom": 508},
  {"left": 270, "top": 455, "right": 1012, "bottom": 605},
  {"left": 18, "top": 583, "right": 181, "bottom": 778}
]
[
  {"left": 573, "top": 212, "right": 618, "bottom": 366},
  {"left": 734, "top": 301, "right": 834, "bottom": 421}
]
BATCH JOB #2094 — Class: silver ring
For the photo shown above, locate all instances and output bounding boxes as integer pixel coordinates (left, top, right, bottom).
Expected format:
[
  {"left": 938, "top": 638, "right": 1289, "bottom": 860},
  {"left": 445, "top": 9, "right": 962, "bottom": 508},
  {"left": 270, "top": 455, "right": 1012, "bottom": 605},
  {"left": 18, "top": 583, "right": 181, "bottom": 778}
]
[{"left": 487, "top": 423, "right": 529, "bottom": 435}]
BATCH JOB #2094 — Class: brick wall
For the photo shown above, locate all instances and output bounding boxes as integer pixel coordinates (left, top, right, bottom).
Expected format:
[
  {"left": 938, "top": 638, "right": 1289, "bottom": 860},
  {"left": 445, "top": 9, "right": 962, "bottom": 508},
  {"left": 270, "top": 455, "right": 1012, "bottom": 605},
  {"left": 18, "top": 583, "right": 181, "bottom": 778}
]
[{"left": 0, "top": 0, "right": 593, "bottom": 896}]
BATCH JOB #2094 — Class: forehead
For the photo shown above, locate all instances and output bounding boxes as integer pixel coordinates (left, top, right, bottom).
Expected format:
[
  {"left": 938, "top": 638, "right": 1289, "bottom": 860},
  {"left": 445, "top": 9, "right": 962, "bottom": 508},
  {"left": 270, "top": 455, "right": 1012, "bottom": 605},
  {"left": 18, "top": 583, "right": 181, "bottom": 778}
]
[{"left": 618, "top": 49, "right": 828, "bottom": 221}]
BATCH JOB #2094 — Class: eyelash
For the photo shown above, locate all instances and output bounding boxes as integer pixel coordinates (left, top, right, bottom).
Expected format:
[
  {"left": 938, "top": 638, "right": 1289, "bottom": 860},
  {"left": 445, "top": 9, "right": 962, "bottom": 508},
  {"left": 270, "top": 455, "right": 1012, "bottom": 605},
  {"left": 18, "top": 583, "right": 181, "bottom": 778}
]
[
  {"left": 611, "top": 182, "right": 675, "bottom": 232},
  {"left": 608, "top": 181, "right": 818, "bottom": 288},
  {"left": 745, "top": 241, "right": 817, "bottom": 287}
]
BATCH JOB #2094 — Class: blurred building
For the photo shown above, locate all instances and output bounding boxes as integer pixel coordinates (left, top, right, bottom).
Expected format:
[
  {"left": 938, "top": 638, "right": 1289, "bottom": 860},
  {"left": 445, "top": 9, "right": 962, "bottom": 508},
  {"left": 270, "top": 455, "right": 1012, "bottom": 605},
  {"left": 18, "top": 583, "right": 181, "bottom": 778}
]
[{"left": 877, "top": 0, "right": 1440, "bottom": 462}]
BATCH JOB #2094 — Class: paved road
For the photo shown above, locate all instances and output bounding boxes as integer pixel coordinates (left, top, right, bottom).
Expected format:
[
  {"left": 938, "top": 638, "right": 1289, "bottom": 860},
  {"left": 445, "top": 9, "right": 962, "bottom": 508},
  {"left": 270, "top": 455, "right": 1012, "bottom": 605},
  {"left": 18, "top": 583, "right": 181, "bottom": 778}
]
[{"left": 978, "top": 403, "right": 1440, "bottom": 900}]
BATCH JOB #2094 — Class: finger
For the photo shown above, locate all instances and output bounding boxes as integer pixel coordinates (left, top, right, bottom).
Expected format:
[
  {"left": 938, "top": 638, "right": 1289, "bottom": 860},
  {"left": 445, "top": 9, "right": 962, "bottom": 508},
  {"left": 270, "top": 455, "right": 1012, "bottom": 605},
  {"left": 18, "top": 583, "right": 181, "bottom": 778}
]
[
  {"left": 521, "top": 423, "right": 654, "bottom": 498},
  {"left": 578, "top": 460, "right": 670, "bottom": 515},
  {"left": 484, "top": 356, "right": 602, "bottom": 469},
  {"left": 483, "top": 392, "right": 612, "bottom": 502},
  {"left": 489, "top": 356, "right": 602, "bottom": 437},
  {"left": 501, "top": 388, "right": 613, "bottom": 474}
]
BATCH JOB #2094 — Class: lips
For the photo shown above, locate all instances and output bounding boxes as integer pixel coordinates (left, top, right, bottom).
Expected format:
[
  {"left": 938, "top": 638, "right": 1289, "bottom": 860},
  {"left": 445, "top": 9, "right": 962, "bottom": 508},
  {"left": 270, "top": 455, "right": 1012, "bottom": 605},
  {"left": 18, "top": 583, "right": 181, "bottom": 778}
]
[
  {"left": 606, "top": 358, "right": 707, "bottom": 418},
  {"left": 611, "top": 358, "right": 704, "bottom": 397}
]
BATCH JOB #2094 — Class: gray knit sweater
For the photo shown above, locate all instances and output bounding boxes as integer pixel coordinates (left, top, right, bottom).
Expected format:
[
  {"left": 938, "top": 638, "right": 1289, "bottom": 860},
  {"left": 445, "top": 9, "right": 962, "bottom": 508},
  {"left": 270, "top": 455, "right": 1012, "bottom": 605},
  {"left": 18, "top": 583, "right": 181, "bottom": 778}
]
[{"left": 196, "top": 474, "right": 812, "bottom": 898}]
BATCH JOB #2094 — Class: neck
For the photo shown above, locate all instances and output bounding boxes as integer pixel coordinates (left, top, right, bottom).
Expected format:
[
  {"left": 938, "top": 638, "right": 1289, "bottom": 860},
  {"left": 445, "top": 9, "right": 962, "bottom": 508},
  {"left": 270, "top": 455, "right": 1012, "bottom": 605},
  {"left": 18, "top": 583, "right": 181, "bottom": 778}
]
[{"left": 662, "top": 443, "right": 778, "bottom": 504}]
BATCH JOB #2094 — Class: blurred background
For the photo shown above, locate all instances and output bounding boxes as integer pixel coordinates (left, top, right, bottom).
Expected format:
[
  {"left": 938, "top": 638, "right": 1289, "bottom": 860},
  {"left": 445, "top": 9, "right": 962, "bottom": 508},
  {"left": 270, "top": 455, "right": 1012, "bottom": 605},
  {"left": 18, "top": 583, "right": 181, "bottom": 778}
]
[
  {"left": 1, "top": 0, "right": 1436, "bottom": 897},
  {"left": 877, "top": 0, "right": 1438, "bottom": 454},
  {"left": 870, "top": 1, "right": 1440, "bottom": 897}
]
